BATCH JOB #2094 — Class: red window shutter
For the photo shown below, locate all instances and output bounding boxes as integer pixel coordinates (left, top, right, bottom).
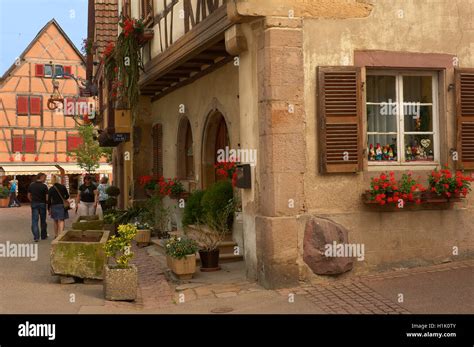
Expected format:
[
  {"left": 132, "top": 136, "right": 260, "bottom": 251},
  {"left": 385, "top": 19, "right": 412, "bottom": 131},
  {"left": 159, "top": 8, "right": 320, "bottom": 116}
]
[
  {"left": 317, "top": 66, "right": 363, "bottom": 173},
  {"left": 17, "top": 96, "right": 29, "bottom": 114},
  {"left": 456, "top": 69, "right": 474, "bottom": 169},
  {"left": 67, "top": 135, "right": 83, "bottom": 151},
  {"left": 35, "top": 64, "right": 44, "bottom": 77},
  {"left": 30, "top": 96, "right": 42, "bottom": 115},
  {"left": 12, "top": 136, "right": 23, "bottom": 152},
  {"left": 64, "top": 66, "right": 72, "bottom": 78},
  {"left": 152, "top": 123, "right": 163, "bottom": 177},
  {"left": 24, "top": 136, "right": 35, "bottom": 153}
]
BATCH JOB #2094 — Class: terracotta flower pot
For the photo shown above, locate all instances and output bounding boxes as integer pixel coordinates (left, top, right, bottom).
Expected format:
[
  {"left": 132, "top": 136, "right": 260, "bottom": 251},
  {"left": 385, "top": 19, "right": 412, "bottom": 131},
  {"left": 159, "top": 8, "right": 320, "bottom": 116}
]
[
  {"left": 199, "top": 249, "right": 220, "bottom": 272},
  {"left": 0, "top": 198, "right": 9, "bottom": 208},
  {"left": 167, "top": 254, "right": 196, "bottom": 279}
]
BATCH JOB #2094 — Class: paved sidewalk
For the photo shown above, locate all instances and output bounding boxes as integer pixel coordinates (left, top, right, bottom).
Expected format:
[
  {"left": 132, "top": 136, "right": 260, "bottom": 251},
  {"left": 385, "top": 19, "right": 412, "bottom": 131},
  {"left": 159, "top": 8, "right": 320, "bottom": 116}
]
[{"left": 0, "top": 206, "right": 472, "bottom": 314}]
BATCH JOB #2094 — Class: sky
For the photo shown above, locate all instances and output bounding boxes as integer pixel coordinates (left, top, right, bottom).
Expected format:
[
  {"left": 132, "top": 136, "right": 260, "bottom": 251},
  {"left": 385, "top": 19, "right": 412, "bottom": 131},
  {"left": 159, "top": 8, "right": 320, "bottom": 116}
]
[{"left": 0, "top": 0, "right": 88, "bottom": 74}]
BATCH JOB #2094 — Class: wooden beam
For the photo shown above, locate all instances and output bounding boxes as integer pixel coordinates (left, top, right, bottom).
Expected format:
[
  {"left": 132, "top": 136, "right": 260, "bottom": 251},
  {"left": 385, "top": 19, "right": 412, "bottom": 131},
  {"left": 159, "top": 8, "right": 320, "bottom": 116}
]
[
  {"left": 151, "top": 55, "right": 233, "bottom": 102},
  {"left": 139, "top": 4, "right": 234, "bottom": 89}
]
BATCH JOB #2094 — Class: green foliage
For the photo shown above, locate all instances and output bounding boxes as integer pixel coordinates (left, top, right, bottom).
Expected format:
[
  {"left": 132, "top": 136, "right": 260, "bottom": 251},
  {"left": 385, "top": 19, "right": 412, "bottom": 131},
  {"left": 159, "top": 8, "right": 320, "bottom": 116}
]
[
  {"left": 103, "top": 209, "right": 126, "bottom": 224},
  {"left": 105, "top": 197, "right": 118, "bottom": 209},
  {"left": 68, "top": 124, "right": 111, "bottom": 173},
  {"left": 165, "top": 236, "right": 198, "bottom": 259},
  {"left": 106, "top": 185, "right": 121, "bottom": 197},
  {"left": 104, "top": 224, "right": 137, "bottom": 268},
  {"left": 201, "top": 181, "right": 234, "bottom": 229},
  {"left": 144, "top": 195, "right": 170, "bottom": 234},
  {"left": 0, "top": 186, "right": 9, "bottom": 199},
  {"left": 182, "top": 190, "right": 206, "bottom": 227}
]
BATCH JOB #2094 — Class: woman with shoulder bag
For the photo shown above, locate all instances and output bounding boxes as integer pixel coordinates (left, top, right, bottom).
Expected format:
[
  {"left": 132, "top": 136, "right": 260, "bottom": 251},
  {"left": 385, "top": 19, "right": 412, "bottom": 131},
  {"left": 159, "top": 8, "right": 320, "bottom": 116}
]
[{"left": 48, "top": 175, "right": 70, "bottom": 238}]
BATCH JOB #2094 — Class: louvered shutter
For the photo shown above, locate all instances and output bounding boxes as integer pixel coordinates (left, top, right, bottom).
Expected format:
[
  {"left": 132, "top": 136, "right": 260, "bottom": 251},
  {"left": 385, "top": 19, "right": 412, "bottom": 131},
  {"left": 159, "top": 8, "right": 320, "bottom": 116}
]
[
  {"left": 64, "top": 66, "right": 72, "bottom": 78},
  {"left": 30, "top": 96, "right": 42, "bottom": 115},
  {"left": 67, "top": 135, "right": 83, "bottom": 151},
  {"left": 317, "top": 66, "right": 363, "bottom": 173},
  {"left": 12, "top": 137, "right": 23, "bottom": 152},
  {"left": 17, "top": 96, "right": 29, "bottom": 115},
  {"left": 152, "top": 123, "right": 163, "bottom": 177},
  {"left": 24, "top": 136, "right": 35, "bottom": 153},
  {"left": 456, "top": 69, "right": 474, "bottom": 169},
  {"left": 35, "top": 64, "right": 44, "bottom": 77}
]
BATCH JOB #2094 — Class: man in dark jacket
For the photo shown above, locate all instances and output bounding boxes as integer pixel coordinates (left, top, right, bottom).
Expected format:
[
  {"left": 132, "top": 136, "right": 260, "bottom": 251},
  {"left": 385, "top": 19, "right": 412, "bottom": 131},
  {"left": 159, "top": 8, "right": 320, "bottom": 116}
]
[{"left": 27, "top": 173, "right": 48, "bottom": 242}]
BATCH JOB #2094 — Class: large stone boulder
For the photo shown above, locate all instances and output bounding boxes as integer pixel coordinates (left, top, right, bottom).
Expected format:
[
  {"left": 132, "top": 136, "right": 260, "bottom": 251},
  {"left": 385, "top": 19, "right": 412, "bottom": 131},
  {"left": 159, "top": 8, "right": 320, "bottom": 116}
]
[{"left": 303, "top": 217, "right": 353, "bottom": 275}]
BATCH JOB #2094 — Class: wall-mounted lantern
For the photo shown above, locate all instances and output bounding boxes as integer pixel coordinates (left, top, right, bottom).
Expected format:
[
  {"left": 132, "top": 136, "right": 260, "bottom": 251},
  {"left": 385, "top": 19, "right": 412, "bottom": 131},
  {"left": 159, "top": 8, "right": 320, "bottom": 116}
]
[{"left": 236, "top": 163, "right": 251, "bottom": 189}]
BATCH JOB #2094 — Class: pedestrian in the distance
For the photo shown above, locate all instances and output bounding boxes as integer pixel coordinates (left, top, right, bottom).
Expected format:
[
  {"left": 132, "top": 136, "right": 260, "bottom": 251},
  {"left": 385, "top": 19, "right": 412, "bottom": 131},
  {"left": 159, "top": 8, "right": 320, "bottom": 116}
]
[
  {"left": 8, "top": 179, "right": 21, "bottom": 207},
  {"left": 48, "top": 175, "right": 70, "bottom": 238},
  {"left": 27, "top": 173, "right": 48, "bottom": 242},
  {"left": 97, "top": 176, "right": 110, "bottom": 213},
  {"left": 76, "top": 175, "right": 98, "bottom": 217}
]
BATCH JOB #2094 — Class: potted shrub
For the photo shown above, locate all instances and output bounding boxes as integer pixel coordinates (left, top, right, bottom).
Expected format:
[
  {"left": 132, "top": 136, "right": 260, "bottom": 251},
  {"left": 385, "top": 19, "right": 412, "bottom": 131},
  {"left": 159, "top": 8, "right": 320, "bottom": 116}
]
[
  {"left": 144, "top": 195, "right": 171, "bottom": 238},
  {"left": 134, "top": 221, "right": 151, "bottom": 247},
  {"left": 105, "top": 186, "right": 120, "bottom": 209},
  {"left": 194, "top": 188, "right": 236, "bottom": 272},
  {"left": 182, "top": 190, "right": 206, "bottom": 227},
  {"left": 103, "top": 224, "right": 138, "bottom": 301},
  {"left": 165, "top": 236, "right": 198, "bottom": 279},
  {"left": 0, "top": 186, "right": 9, "bottom": 208}
]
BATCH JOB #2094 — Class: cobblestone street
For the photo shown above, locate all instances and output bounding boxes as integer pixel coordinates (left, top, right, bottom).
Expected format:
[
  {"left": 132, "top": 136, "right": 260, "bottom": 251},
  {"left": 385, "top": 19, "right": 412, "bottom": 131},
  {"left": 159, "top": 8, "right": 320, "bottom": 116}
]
[{"left": 0, "top": 206, "right": 472, "bottom": 314}]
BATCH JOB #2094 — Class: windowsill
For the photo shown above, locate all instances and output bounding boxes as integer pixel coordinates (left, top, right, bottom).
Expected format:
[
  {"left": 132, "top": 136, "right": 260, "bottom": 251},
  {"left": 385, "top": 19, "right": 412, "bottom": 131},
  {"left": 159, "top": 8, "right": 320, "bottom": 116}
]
[{"left": 368, "top": 162, "right": 439, "bottom": 171}]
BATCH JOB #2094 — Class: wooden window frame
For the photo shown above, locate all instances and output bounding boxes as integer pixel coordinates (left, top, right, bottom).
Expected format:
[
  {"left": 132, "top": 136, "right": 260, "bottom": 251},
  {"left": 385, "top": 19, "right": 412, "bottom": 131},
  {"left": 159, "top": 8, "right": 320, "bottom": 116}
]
[
  {"left": 12, "top": 134, "right": 36, "bottom": 154},
  {"left": 366, "top": 70, "right": 440, "bottom": 167},
  {"left": 141, "top": 0, "right": 154, "bottom": 27}
]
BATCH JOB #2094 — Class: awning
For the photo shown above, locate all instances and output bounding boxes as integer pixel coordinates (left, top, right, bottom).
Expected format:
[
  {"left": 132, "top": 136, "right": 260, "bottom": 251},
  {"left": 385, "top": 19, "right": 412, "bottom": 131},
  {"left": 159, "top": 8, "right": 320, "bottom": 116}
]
[
  {"left": 57, "top": 163, "right": 113, "bottom": 175},
  {"left": 0, "top": 165, "right": 60, "bottom": 176}
]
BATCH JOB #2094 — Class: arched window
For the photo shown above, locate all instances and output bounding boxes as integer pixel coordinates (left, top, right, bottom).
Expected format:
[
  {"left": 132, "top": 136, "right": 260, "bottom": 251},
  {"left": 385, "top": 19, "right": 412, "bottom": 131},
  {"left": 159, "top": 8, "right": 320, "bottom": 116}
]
[{"left": 177, "top": 117, "right": 194, "bottom": 180}]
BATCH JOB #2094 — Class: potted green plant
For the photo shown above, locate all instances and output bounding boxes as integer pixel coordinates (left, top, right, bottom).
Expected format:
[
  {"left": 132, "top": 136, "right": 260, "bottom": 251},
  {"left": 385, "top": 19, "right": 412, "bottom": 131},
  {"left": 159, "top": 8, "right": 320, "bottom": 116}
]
[
  {"left": 103, "top": 209, "right": 126, "bottom": 235},
  {"left": 0, "top": 186, "right": 9, "bottom": 208},
  {"left": 134, "top": 220, "right": 151, "bottom": 247},
  {"left": 105, "top": 186, "right": 120, "bottom": 209},
  {"left": 103, "top": 224, "right": 138, "bottom": 301},
  {"left": 165, "top": 236, "right": 198, "bottom": 279},
  {"left": 192, "top": 182, "right": 236, "bottom": 271}
]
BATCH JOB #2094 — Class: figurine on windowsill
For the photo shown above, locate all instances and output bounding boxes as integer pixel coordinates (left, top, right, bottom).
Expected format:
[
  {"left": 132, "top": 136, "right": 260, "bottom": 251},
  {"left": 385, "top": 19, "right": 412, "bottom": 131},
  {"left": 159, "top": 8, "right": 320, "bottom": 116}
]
[
  {"left": 406, "top": 145, "right": 413, "bottom": 161},
  {"left": 382, "top": 145, "right": 389, "bottom": 160},
  {"left": 388, "top": 147, "right": 394, "bottom": 160},
  {"left": 375, "top": 143, "right": 382, "bottom": 161},
  {"left": 369, "top": 144, "right": 375, "bottom": 161}
]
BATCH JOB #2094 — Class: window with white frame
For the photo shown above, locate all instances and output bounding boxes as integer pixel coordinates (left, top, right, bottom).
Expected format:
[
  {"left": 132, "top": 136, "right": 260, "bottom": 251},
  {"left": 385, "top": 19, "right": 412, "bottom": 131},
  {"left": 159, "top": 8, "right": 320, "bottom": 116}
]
[{"left": 366, "top": 71, "right": 439, "bottom": 164}]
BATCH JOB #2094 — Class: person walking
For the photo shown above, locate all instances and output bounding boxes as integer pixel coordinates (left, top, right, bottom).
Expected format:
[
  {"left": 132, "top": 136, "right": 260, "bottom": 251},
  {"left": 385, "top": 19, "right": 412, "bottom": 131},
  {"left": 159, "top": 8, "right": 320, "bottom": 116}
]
[
  {"left": 27, "top": 173, "right": 48, "bottom": 242},
  {"left": 75, "top": 175, "right": 98, "bottom": 217},
  {"left": 8, "top": 179, "right": 21, "bottom": 207},
  {"left": 97, "top": 176, "right": 110, "bottom": 213},
  {"left": 48, "top": 175, "right": 70, "bottom": 238}
]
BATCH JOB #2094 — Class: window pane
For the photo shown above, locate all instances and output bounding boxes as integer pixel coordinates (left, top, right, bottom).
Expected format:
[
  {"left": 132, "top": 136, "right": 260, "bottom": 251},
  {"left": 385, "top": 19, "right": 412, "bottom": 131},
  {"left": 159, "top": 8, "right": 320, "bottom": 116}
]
[
  {"left": 404, "top": 134, "right": 435, "bottom": 162},
  {"left": 44, "top": 65, "right": 52, "bottom": 77},
  {"left": 403, "top": 76, "right": 432, "bottom": 103},
  {"left": 366, "top": 75, "right": 396, "bottom": 103},
  {"left": 367, "top": 104, "right": 397, "bottom": 133},
  {"left": 368, "top": 136, "right": 398, "bottom": 162},
  {"left": 54, "top": 65, "right": 64, "bottom": 78},
  {"left": 404, "top": 105, "right": 433, "bottom": 132}
]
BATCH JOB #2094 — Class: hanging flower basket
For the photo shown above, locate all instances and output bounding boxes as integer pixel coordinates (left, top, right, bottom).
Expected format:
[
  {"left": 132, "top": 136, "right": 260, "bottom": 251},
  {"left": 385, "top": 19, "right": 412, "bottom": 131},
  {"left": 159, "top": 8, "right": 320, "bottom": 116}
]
[{"left": 137, "top": 28, "right": 154, "bottom": 46}]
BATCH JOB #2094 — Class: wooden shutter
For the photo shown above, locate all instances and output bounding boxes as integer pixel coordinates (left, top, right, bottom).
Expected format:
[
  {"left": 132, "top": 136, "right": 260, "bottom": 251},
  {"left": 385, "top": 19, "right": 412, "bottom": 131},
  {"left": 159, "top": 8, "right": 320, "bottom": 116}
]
[
  {"left": 24, "top": 135, "right": 35, "bottom": 153},
  {"left": 17, "top": 96, "right": 29, "bottom": 115},
  {"left": 456, "top": 69, "right": 474, "bottom": 169},
  {"left": 35, "top": 64, "right": 44, "bottom": 77},
  {"left": 30, "top": 96, "right": 42, "bottom": 115},
  {"left": 317, "top": 66, "right": 363, "bottom": 173},
  {"left": 64, "top": 66, "right": 72, "bottom": 78},
  {"left": 152, "top": 123, "right": 163, "bottom": 177},
  {"left": 12, "top": 136, "right": 23, "bottom": 152}
]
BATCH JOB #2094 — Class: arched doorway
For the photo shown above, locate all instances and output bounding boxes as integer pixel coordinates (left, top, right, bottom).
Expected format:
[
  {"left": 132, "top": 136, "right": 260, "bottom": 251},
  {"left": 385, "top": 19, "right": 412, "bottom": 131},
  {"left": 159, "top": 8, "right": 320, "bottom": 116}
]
[{"left": 202, "top": 111, "right": 229, "bottom": 188}]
